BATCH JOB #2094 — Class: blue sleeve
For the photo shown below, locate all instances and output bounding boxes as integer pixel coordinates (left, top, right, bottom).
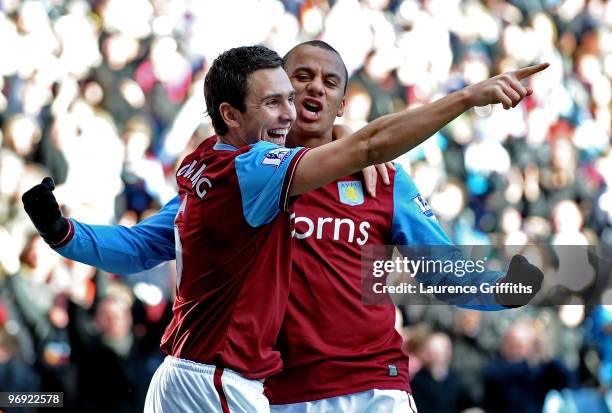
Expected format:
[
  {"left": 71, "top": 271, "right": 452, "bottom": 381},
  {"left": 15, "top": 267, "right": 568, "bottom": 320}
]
[
  {"left": 391, "top": 165, "right": 504, "bottom": 310},
  {"left": 55, "top": 196, "right": 179, "bottom": 275},
  {"left": 235, "top": 141, "right": 308, "bottom": 227}
]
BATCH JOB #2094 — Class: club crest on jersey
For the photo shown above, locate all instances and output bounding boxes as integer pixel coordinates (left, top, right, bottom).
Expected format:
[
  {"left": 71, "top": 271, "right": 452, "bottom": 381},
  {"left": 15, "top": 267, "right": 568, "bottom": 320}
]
[
  {"left": 413, "top": 194, "right": 434, "bottom": 217},
  {"left": 337, "top": 181, "right": 364, "bottom": 206},
  {"left": 262, "top": 148, "right": 290, "bottom": 167}
]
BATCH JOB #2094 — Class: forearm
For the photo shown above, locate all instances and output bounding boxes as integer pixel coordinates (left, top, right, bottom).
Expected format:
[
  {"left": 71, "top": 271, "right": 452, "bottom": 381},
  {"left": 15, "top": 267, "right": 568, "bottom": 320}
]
[
  {"left": 53, "top": 197, "right": 178, "bottom": 274},
  {"left": 353, "top": 61, "right": 549, "bottom": 166},
  {"left": 290, "top": 62, "right": 547, "bottom": 196},
  {"left": 56, "top": 219, "right": 175, "bottom": 275},
  {"left": 358, "top": 88, "right": 471, "bottom": 166},
  {"left": 290, "top": 89, "right": 471, "bottom": 196},
  {"left": 409, "top": 247, "right": 505, "bottom": 310}
]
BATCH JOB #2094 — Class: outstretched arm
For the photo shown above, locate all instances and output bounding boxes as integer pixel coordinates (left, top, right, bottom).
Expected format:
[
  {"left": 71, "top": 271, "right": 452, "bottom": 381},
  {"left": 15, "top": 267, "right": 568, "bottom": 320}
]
[
  {"left": 22, "top": 179, "right": 177, "bottom": 275},
  {"left": 390, "top": 166, "right": 542, "bottom": 309},
  {"left": 290, "top": 63, "right": 549, "bottom": 196},
  {"left": 389, "top": 165, "right": 504, "bottom": 309}
]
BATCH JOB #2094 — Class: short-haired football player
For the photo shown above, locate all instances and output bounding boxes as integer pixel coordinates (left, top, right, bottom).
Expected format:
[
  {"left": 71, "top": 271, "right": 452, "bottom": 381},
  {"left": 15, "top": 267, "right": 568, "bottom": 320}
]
[{"left": 23, "top": 43, "right": 546, "bottom": 412}]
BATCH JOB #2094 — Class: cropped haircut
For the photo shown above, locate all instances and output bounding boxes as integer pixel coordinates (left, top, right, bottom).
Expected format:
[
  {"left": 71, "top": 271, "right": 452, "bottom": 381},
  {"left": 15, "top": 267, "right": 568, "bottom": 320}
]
[
  {"left": 283, "top": 40, "right": 349, "bottom": 94},
  {"left": 204, "top": 46, "right": 283, "bottom": 135}
]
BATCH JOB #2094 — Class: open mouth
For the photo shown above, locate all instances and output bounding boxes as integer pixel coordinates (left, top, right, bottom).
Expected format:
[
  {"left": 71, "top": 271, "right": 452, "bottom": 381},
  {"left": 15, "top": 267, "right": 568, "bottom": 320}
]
[
  {"left": 266, "top": 128, "right": 289, "bottom": 144},
  {"left": 300, "top": 100, "right": 323, "bottom": 122},
  {"left": 304, "top": 102, "right": 322, "bottom": 113}
]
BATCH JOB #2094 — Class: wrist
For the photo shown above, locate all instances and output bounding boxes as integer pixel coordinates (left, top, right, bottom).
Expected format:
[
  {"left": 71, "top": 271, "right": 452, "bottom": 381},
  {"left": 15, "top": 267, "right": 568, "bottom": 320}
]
[
  {"left": 458, "top": 86, "right": 475, "bottom": 110},
  {"left": 42, "top": 217, "right": 72, "bottom": 248}
]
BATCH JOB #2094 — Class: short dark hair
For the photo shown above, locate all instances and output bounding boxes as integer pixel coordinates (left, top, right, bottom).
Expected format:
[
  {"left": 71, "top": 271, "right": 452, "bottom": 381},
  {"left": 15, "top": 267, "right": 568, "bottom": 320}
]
[
  {"left": 204, "top": 46, "right": 283, "bottom": 135},
  {"left": 283, "top": 40, "right": 349, "bottom": 94}
]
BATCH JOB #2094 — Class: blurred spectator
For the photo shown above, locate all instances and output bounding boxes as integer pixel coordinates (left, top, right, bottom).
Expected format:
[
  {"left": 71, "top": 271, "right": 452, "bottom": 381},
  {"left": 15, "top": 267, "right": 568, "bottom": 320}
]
[
  {"left": 402, "top": 322, "right": 431, "bottom": 379},
  {"left": 8, "top": 288, "right": 76, "bottom": 406},
  {"left": 411, "top": 332, "right": 479, "bottom": 413},
  {"left": 483, "top": 319, "right": 571, "bottom": 413},
  {"left": 67, "top": 282, "right": 155, "bottom": 413},
  {"left": 0, "top": 326, "right": 39, "bottom": 393},
  {"left": 449, "top": 310, "right": 498, "bottom": 405}
]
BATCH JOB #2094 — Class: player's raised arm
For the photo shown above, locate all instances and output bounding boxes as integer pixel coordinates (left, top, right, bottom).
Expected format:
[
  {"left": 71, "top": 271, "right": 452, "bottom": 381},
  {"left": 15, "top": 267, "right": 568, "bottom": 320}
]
[
  {"left": 289, "top": 63, "right": 549, "bottom": 197},
  {"left": 22, "top": 177, "right": 177, "bottom": 274}
]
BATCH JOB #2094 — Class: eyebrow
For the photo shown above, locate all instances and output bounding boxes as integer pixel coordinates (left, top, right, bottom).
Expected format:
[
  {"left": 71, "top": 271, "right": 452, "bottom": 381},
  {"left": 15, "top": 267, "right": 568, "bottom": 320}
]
[{"left": 259, "top": 90, "right": 296, "bottom": 103}]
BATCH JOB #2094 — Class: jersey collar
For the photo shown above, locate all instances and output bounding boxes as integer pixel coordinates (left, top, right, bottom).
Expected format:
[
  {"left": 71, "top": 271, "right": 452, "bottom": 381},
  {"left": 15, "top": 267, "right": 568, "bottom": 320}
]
[{"left": 213, "top": 142, "right": 238, "bottom": 151}]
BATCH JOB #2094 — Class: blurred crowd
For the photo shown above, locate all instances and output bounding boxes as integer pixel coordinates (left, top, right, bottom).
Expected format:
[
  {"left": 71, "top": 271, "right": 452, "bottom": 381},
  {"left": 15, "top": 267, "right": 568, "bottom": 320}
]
[{"left": 0, "top": 0, "right": 610, "bottom": 411}]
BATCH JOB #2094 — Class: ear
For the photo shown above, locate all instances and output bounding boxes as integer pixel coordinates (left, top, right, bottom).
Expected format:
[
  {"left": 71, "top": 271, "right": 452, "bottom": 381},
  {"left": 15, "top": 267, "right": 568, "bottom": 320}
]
[
  {"left": 336, "top": 97, "right": 346, "bottom": 118},
  {"left": 219, "top": 102, "right": 241, "bottom": 129}
]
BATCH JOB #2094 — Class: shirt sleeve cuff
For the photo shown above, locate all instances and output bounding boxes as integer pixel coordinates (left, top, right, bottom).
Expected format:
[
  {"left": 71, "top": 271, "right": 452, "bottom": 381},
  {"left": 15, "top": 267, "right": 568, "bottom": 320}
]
[
  {"left": 279, "top": 147, "right": 310, "bottom": 211},
  {"left": 47, "top": 218, "right": 75, "bottom": 249}
]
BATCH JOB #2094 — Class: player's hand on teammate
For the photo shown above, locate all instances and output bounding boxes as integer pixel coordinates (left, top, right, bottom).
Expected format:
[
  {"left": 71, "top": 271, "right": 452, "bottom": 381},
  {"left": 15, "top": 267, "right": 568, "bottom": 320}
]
[
  {"left": 466, "top": 63, "right": 549, "bottom": 110},
  {"left": 362, "top": 162, "right": 395, "bottom": 198},
  {"left": 22, "top": 177, "right": 69, "bottom": 245},
  {"left": 495, "top": 255, "right": 544, "bottom": 308}
]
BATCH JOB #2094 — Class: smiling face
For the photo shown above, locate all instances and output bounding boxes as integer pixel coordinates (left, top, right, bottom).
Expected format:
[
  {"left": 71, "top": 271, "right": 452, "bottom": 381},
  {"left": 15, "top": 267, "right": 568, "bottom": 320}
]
[
  {"left": 224, "top": 67, "right": 296, "bottom": 146},
  {"left": 284, "top": 45, "right": 347, "bottom": 141}
]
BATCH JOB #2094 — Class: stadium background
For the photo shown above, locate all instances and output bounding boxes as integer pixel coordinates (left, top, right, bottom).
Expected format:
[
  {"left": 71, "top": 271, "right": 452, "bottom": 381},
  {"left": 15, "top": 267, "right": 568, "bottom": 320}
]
[{"left": 0, "top": 0, "right": 610, "bottom": 411}]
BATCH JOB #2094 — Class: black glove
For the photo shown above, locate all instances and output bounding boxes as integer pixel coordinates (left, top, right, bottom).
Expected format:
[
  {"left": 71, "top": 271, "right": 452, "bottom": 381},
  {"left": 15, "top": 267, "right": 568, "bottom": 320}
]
[
  {"left": 495, "top": 255, "right": 544, "bottom": 308},
  {"left": 22, "top": 177, "right": 69, "bottom": 245}
]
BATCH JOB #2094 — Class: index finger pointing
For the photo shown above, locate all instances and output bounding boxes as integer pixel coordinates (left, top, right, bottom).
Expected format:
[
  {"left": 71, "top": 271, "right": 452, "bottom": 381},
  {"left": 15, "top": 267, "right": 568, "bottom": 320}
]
[{"left": 513, "top": 63, "right": 550, "bottom": 80}]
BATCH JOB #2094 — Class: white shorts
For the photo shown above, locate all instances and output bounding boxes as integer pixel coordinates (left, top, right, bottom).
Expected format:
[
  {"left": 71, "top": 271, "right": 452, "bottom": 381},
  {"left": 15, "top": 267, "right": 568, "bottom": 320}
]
[
  {"left": 270, "top": 389, "right": 418, "bottom": 413},
  {"left": 144, "top": 356, "right": 269, "bottom": 413}
]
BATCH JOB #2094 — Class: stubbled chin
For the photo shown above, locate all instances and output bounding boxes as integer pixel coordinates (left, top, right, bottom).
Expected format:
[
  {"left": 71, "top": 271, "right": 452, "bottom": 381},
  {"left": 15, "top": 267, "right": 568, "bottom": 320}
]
[{"left": 294, "top": 120, "right": 323, "bottom": 134}]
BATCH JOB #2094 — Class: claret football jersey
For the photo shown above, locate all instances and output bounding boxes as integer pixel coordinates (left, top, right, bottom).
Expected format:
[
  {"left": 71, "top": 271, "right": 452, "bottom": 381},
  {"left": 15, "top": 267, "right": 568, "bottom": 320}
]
[
  {"left": 161, "top": 136, "right": 308, "bottom": 379},
  {"left": 266, "top": 165, "right": 502, "bottom": 403},
  {"left": 265, "top": 169, "right": 409, "bottom": 402}
]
